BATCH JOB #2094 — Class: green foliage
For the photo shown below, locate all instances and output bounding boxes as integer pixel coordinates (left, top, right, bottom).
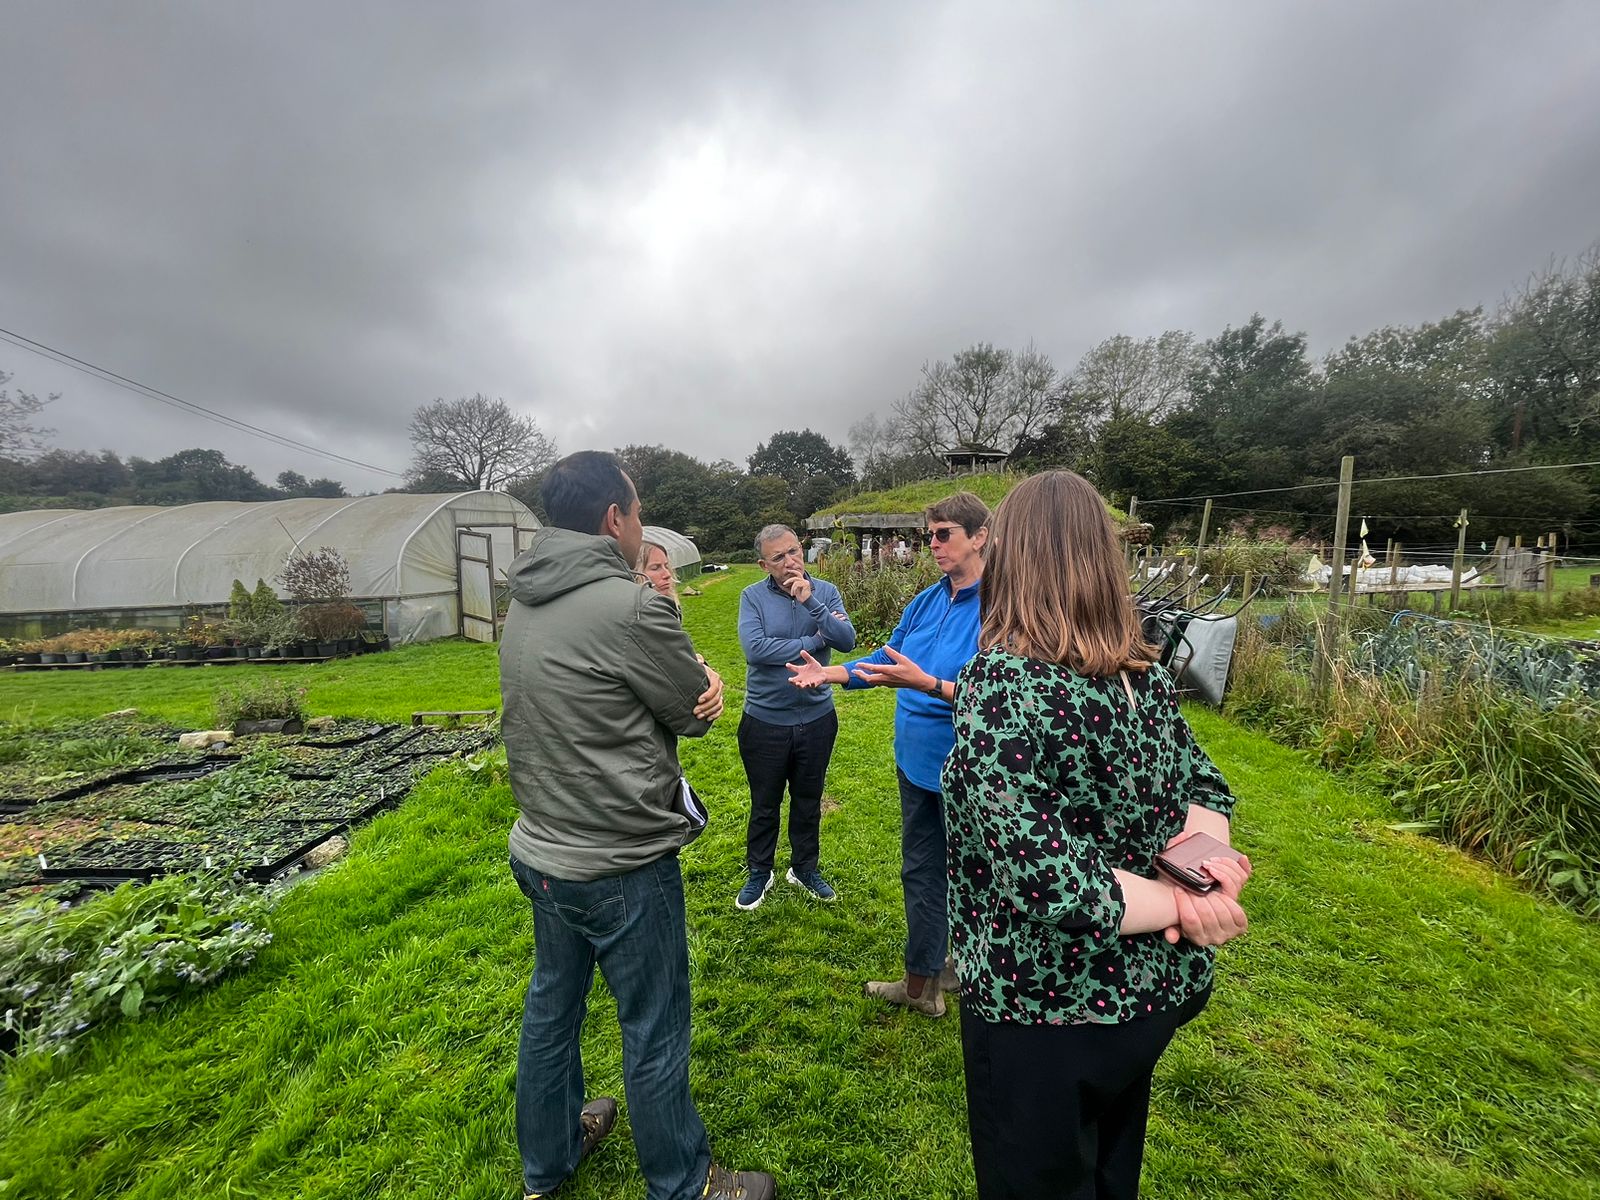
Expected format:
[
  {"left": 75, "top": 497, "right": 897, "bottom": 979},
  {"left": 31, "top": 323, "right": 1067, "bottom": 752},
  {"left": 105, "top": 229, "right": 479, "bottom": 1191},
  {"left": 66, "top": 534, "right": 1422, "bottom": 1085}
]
[
  {"left": 227, "top": 579, "right": 254, "bottom": 621},
  {"left": 1225, "top": 616, "right": 1600, "bottom": 917},
  {"left": 250, "top": 580, "right": 286, "bottom": 622},
  {"left": 3, "top": 578, "right": 1600, "bottom": 1198},
  {"left": 809, "top": 556, "right": 942, "bottom": 644},
  {"left": 213, "top": 679, "right": 308, "bottom": 730},
  {"left": 0, "top": 872, "right": 272, "bottom": 1057},
  {"left": 1197, "top": 538, "right": 1312, "bottom": 592}
]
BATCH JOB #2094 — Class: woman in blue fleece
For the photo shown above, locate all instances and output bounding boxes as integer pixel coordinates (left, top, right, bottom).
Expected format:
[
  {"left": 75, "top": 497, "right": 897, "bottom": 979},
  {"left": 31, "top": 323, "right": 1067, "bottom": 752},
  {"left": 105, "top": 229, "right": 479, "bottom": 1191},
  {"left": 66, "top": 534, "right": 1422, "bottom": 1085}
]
[{"left": 787, "top": 491, "right": 989, "bottom": 1017}]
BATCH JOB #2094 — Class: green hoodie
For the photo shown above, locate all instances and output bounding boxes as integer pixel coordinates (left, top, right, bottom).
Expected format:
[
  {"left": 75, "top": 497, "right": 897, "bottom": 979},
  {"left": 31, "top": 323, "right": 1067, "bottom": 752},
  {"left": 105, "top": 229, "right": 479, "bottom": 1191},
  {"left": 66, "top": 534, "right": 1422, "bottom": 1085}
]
[{"left": 500, "top": 526, "right": 711, "bottom": 881}]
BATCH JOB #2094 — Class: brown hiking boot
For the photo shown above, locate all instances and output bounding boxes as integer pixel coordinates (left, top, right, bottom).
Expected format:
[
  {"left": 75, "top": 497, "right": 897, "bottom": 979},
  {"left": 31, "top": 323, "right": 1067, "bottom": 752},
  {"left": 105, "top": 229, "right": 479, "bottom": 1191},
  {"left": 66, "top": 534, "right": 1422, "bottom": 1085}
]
[
  {"left": 864, "top": 975, "right": 946, "bottom": 1017},
  {"left": 525, "top": 1098, "right": 617, "bottom": 1199},
  {"left": 703, "top": 1161, "right": 776, "bottom": 1200}
]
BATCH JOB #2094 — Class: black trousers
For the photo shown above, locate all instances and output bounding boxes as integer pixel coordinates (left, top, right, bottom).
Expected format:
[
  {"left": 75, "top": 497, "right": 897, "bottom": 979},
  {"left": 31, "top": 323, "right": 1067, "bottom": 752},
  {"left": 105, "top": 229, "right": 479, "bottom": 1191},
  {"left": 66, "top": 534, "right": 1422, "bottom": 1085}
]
[
  {"left": 737, "top": 709, "right": 837, "bottom": 874},
  {"left": 960, "top": 988, "right": 1211, "bottom": 1200}
]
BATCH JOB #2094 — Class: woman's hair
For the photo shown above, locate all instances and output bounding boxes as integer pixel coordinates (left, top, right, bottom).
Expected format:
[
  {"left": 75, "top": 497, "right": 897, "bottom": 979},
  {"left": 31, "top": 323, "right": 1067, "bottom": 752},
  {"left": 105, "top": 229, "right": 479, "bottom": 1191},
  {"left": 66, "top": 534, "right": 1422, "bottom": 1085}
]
[
  {"left": 636, "top": 539, "right": 679, "bottom": 608},
  {"left": 979, "top": 470, "right": 1155, "bottom": 675},
  {"left": 924, "top": 491, "right": 990, "bottom": 535}
]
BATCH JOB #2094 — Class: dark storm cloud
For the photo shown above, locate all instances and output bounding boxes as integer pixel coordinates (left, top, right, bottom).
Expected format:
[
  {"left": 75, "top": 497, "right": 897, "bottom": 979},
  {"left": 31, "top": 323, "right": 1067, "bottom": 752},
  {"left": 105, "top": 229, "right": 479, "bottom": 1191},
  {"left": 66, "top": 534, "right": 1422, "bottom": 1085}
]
[{"left": 2, "top": 1, "right": 1597, "bottom": 490}]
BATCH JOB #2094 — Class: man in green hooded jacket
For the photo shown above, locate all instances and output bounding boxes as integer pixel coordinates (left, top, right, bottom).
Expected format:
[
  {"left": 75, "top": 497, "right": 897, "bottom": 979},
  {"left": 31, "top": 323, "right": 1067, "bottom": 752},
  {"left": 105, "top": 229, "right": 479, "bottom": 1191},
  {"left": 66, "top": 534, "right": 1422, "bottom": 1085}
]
[{"left": 500, "top": 450, "right": 776, "bottom": 1200}]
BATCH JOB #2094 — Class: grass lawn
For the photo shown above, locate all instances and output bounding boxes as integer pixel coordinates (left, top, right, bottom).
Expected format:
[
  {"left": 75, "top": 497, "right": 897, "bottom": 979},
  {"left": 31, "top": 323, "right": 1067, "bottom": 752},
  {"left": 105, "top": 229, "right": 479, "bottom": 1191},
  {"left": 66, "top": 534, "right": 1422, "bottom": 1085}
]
[{"left": 3, "top": 566, "right": 1599, "bottom": 1198}]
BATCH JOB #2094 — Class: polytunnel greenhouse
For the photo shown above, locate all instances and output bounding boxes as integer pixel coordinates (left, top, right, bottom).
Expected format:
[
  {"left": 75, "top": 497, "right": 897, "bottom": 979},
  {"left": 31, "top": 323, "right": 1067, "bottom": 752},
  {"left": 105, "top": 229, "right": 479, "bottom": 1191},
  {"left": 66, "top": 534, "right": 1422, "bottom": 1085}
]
[
  {"left": 641, "top": 525, "right": 702, "bottom": 580},
  {"left": 0, "top": 491, "right": 539, "bottom": 643}
]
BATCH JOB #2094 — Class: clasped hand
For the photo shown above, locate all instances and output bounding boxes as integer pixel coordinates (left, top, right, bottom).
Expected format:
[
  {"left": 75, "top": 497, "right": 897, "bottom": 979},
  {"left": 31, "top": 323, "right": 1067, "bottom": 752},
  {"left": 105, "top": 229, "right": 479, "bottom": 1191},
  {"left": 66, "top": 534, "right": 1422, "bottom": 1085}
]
[{"left": 1161, "top": 833, "right": 1251, "bottom": 948}]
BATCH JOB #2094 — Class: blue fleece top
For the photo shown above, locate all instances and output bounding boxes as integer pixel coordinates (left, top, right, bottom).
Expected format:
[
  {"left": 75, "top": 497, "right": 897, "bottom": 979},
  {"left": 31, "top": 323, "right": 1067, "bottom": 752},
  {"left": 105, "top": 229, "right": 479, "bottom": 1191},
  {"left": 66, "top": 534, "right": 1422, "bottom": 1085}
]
[
  {"left": 739, "top": 573, "right": 856, "bottom": 725},
  {"left": 842, "top": 576, "right": 981, "bottom": 792}
]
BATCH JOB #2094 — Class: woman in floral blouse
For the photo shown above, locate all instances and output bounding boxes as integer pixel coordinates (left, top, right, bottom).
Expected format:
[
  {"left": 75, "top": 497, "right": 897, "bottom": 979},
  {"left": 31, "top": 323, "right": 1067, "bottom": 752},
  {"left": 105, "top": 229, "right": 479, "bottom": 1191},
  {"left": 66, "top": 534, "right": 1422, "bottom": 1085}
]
[{"left": 943, "top": 470, "right": 1251, "bottom": 1200}]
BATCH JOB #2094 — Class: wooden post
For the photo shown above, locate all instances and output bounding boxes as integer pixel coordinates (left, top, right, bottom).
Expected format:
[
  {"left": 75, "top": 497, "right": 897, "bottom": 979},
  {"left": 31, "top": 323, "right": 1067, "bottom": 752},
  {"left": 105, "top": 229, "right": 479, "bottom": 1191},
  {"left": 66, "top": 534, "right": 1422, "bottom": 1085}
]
[
  {"left": 1241, "top": 568, "right": 1253, "bottom": 603},
  {"left": 1390, "top": 540, "right": 1402, "bottom": 610},
  {"left": 1316, "top": 456, "right": 1356, "bottom": 691},
  {"left": 1449, "top": 509, "right": 1469, "bottom": 611},
  {"left": 1545, "top": 530, "right": 1559, "bottom": 601},
  {"left": 1126, "top": 496, "right": 1139, "bottom": 574},
  {"left": 1191, "top": 498, "right": 1213, "bottom": 606}
]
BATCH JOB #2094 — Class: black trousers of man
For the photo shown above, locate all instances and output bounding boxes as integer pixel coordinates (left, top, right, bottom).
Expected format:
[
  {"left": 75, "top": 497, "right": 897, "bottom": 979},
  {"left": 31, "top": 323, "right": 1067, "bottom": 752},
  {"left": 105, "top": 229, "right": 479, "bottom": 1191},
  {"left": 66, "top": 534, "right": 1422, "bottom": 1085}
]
[{"left": 737, "top": 709, "right": 838, "bottom": 874}]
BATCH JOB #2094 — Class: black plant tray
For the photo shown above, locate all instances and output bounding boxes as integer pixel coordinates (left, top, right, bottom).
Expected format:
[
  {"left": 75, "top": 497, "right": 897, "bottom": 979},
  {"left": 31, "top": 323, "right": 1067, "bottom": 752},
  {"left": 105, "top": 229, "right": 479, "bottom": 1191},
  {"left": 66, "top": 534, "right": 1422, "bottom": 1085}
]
[
  {"left": 0, "top": 756, "right": 237, "bottom": 813},
  {"left": 40, "top": 838, "right": 210, "bottom": 883},
  {"left": 300, "top": 723, "right": 395, "bottom": 748}
]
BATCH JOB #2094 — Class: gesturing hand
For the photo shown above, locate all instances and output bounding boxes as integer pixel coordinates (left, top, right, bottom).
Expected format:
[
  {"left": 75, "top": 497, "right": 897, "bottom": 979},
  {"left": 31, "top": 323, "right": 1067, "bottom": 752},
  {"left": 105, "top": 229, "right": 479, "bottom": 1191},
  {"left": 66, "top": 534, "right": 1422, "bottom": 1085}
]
[
  {"left": 693, "top": 657, "right": 724, "bottom": 722},
  {"left": 849, "top": 646, "right": 934, "bottom": 692},
  {"left": 787, "top": 650, "right": 828, "bottom": 689}
]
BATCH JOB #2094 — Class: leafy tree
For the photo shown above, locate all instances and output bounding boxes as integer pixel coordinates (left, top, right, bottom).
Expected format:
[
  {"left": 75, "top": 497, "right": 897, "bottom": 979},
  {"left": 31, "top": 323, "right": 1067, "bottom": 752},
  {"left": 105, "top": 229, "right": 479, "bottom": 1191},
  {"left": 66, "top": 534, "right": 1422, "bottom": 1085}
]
[
  {"left": 1489, "top": 246, "right": 1600, "bottom": 455},
  {"left": 406, "top": 394, "right": 557, "bottom": 491},
  {"left": 129, "top": 448, "right": 273, "bottom": 504},
  {"left": 747, "top": 428, "right": 854, "bottom": 522},
  {"left": 276, "top": 471, "right": 348, "bottom": 499}
]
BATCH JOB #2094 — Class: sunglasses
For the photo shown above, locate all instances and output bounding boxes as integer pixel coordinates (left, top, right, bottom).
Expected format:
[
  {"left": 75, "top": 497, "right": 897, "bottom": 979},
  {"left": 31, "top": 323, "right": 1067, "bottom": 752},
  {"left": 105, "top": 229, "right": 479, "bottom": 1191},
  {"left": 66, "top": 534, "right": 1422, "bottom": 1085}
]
[{"left": 930, "top": 526, "right": 963, "bottom": 543}]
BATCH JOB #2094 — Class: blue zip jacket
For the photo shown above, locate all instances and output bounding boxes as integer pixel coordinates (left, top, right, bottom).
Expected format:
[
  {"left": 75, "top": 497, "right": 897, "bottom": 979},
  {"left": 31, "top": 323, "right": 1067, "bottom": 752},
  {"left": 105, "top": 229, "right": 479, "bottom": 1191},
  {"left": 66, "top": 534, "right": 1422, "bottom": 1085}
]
[
  {"left": 739, "top": 573, "right": 856, "bottom": 725},
  {"left": 842, "top": 576, "right": 981, "bottom": 792}
]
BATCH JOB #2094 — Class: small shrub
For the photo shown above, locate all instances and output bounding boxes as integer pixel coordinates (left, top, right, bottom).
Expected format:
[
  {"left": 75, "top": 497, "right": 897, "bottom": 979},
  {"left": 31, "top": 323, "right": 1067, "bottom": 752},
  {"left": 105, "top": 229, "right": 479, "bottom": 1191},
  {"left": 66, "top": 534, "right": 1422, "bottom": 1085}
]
[
  {"left": 296, "top": 602, "right": 366, "bottom": 642},
  {"left": 249, "top": 578, "right": 286, "bottom": 623},
  {"left": 810, "top": 555, "right": 942, "bottom": 645},
  {"left": 214, "top": 679, "right": 307, "bottom": 730},
  {"left": 278, "top": 547, "right": 351, "bottom": 603},
  {"left": 227, "top": 579, "right": 254, "bottom": 621}
]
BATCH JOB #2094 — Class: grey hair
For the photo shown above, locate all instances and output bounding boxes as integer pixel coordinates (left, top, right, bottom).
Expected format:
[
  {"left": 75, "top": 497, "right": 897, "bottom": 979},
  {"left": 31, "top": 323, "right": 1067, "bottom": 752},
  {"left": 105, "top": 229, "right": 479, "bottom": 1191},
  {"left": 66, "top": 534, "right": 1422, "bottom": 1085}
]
[{"left": 754, "top": 523, "right": 797, "bottom": 558}]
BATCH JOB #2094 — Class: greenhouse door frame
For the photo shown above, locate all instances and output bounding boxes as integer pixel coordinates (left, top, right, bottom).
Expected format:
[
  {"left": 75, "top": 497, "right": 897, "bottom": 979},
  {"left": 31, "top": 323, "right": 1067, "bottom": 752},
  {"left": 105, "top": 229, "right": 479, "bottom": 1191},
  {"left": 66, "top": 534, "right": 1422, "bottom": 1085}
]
[{"left": 457, "top": 529, "right": 498, "bottom": 642}]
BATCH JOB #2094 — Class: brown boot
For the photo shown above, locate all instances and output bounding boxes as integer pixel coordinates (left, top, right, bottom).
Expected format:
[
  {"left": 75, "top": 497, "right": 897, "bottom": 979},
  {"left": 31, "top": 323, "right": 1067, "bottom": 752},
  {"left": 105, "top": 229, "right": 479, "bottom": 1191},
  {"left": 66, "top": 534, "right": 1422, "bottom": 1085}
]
[{"left": 864, "top": 975, "right": 946, "bottom": 1017}]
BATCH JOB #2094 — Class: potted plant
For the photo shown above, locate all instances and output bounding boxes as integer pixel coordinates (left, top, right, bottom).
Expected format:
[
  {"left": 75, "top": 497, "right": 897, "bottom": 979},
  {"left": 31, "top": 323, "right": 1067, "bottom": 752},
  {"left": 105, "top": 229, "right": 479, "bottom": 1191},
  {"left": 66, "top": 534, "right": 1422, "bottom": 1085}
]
[{"left": 12, "top": 638, "right": 43, "bottom": 666}]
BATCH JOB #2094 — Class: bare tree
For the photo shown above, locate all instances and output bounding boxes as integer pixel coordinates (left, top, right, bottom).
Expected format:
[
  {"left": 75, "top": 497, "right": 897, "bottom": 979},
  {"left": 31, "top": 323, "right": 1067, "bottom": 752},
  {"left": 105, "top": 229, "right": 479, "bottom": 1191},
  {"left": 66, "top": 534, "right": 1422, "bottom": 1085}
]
[
  {"left": 891, "top": 342, "right": 1058, "bottom": 456},
  {"left": 406, "top": 394, "right": 557, "bottom": 491},
  {"left": 1061, "top": 331, "right": 1200, "bottom": 433},
  {"left": 0, "top": 368, "right": 57, "bottom": 458}
]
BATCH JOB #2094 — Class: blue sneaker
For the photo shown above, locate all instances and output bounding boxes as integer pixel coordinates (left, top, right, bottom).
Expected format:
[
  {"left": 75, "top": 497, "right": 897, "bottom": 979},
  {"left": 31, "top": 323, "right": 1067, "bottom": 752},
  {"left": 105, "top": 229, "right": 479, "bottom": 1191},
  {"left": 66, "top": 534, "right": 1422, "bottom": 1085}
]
[
  {"left": 735, "top": 868, "right": 774, "bottom": 911},
  {"left": 786, "top": 866, "right": 837, "bottom": 902}
]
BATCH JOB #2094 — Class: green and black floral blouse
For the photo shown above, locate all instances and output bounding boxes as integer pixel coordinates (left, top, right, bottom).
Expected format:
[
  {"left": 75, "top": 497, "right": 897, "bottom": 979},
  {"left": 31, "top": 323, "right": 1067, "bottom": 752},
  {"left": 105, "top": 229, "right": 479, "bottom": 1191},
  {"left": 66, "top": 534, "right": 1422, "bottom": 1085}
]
[{"left": 942, "top": 648, "right": 1236, "bottom": 1025}]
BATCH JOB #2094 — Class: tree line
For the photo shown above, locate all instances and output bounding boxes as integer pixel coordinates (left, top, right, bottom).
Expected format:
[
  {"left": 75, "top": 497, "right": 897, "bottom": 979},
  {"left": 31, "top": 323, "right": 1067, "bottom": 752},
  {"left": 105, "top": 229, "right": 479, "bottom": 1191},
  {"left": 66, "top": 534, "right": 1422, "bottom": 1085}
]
[{"left": 4, "top": 241, "right": 1596, "bottom": 550}]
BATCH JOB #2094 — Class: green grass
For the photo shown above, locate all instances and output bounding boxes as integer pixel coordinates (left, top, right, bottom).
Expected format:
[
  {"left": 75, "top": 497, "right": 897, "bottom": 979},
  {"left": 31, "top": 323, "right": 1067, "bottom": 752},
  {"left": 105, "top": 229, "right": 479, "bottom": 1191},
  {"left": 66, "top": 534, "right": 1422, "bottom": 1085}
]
[
  {"left": 2, "top": 567, "right": 1599, "bottom": 1198},
  {"left": 819, "top": 472, "right": 1126, "bottom": 523},
  {"left": 0, "top": 640, "right": 504, "bottom": 728}
]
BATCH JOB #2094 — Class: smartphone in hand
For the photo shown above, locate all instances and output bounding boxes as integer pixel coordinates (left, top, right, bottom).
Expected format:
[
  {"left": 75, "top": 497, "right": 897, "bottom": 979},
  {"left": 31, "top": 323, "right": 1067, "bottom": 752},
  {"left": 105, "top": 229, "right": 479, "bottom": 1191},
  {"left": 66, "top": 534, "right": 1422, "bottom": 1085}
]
[{"left": 1154, "top": 831, "right": 1247, "bottom": 894}]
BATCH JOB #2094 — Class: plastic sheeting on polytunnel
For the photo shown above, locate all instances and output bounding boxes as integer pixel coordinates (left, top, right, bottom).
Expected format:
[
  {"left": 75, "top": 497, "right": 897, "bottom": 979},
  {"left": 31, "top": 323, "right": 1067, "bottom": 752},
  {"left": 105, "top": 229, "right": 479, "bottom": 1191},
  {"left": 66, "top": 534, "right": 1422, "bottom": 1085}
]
[
  {"left": 0, "top": 492, "right": 540, "bottom": 644},
  {"left": 641, "top": 526, "right": 702, "bottom": 579}
]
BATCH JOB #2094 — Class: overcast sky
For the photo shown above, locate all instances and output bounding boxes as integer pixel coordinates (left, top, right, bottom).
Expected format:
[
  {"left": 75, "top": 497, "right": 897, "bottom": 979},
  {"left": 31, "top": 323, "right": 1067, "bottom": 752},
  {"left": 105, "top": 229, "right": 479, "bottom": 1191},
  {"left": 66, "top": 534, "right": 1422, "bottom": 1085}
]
[{"left": 3, "top": 1, "right": 1598, "bottom": 493}]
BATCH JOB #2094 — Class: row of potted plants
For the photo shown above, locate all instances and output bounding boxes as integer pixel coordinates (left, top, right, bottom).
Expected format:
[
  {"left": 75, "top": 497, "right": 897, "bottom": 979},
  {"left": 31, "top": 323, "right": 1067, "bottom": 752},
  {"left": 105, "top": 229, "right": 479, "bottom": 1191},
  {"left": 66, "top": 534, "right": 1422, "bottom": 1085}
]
[{"left": 1, "top": 619, "right": 392, "bottom": 667}]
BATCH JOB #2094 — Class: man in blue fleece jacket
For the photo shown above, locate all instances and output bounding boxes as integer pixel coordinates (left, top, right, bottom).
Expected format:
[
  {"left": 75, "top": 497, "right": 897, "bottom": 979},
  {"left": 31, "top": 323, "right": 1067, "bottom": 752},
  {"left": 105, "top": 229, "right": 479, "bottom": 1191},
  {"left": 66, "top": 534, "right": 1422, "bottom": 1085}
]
[{"left": 734, "top": 523, "right": 855, "bottom": 909}]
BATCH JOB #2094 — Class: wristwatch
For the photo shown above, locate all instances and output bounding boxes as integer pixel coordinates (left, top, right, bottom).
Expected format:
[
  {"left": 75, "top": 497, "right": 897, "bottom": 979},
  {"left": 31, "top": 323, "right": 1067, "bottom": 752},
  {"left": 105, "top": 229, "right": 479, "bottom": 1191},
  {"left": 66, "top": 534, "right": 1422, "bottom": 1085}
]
[{"left": 926, "top": 677, "right": 944, "bottom": 697}]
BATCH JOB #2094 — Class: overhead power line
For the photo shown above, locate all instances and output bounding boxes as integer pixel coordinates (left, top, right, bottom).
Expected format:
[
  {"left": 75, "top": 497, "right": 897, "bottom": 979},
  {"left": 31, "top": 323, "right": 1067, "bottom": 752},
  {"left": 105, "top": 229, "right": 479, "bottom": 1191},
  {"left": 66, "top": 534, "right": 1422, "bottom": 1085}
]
[
  {"left": 0, "top": 325, "right": 404, "bottom": 479},
  {"left": 1139, "top": 458, "right": 1600, "bottom": 506}
]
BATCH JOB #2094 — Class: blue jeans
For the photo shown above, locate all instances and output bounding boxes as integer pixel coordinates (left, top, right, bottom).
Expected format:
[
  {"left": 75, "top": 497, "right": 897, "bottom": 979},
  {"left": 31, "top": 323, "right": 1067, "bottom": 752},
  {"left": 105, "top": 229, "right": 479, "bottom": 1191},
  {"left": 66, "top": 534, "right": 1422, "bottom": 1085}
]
[
  {"left": 510, "top": 854, "right": 711, "bottom": 1200},
  {"left": 898, "top": 767, "right": 948, "bottom": 978}
]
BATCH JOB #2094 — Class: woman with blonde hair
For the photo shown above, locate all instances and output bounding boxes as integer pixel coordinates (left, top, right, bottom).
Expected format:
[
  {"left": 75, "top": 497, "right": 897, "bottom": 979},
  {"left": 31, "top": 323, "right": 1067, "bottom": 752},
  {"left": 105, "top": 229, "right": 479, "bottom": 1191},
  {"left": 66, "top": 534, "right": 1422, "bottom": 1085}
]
[
  {"left": 636, "top": 539, "right": 679, "bottom": 608},
  {"left": 943, "top": 470, "right": 1251, "bottom": 1199}
]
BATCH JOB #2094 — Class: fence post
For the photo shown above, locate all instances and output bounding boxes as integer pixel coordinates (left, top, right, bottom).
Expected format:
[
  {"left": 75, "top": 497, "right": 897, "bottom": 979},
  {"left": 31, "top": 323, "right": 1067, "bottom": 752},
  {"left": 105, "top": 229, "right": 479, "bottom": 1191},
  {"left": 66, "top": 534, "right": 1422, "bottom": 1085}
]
[
  {"left": 1191, "top": 498, "right": 1213, "bottom": 606},
  {"left": 1315, "top": 455, "right": 1356, "bottom": 692},
  {"left": 1126, "top": 496, "right": 1139, "bottom": 575},
  {"left": 1390, "top": 540, "right": 1403, "bottom": 610},
  {"left": 1545, "top": 531, "right": 1559, "bottom": 601},
  {"left": 1449, "top": 508, "right": 1469, "bottom": 611}
]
